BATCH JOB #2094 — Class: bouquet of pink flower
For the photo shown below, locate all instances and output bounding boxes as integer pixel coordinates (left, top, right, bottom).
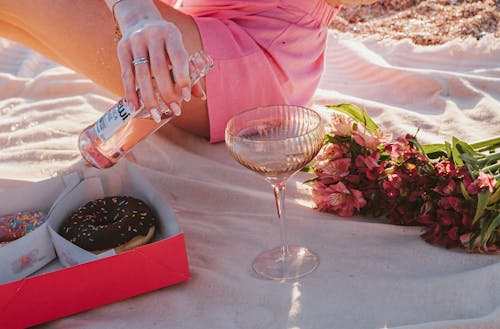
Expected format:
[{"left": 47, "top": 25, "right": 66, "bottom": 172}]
[{"left": 304, "top": 104, "right": 499, "bottom": 253}]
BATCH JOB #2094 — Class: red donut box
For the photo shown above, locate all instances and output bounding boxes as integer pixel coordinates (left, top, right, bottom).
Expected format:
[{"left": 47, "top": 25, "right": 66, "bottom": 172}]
[{"left": 0, "top": 162, "right": 190, "bottom": 329}]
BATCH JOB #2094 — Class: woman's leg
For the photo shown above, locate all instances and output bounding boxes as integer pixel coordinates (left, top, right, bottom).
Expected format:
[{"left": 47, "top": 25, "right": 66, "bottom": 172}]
[{"left": 0, "top": 0, "right": 209, "bottom": 137}]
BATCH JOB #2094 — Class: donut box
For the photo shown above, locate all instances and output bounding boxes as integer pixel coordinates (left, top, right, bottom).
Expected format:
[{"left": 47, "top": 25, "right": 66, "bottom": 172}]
[{"left": 0, "top": 162, "right": 190, "bottom": 329}]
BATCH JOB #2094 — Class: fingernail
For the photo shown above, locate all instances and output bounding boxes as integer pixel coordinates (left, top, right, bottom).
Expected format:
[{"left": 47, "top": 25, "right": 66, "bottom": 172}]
[
  {"left": 151, "top": 108, "right": 161, "bottom": 123},
  {"left": 158, "top": 100, "right": 169, "bottom": 114},
  {"left": 200, "top": 88, "right": 207, "bottom": 101},
  {"left": 169, "top": 102, "right": 182, "bottom": 116},
  {"left": 182, "top": 87, "right": 191, "bottom": 102}
]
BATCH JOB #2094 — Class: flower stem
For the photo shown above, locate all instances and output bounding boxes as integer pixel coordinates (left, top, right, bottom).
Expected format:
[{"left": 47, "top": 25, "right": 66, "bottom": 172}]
[
  {"left": 478, "top": 151, "right": 500, "bottom": 167},
  {"left": 483, "top": 162, "right": 500, "bottom": 174}
]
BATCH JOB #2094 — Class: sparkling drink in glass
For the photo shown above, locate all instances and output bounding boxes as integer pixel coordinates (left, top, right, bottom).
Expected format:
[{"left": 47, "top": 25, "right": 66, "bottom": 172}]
[{"left": 225, "top": 105, "right": 324, "bottom": 280}]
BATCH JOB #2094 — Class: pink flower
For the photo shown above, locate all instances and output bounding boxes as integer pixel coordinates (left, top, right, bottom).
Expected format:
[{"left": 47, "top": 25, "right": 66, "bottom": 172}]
[
  {"left": 312, "top": 181, "right": 366, "bottom": 217},
  {"left": 355, "top": 152, "right": 380, "bottom": 170},
  {"left": 329, "top": 114, "right": 354, "bottom": 137},
  {"left": 352, "top": 127, "right": 391, "bottom": 151},
  {"left": 308, "top": 105, "right": 499, "bottom": 253},
  {"left": 435, "top": 160, "right": 456, "bottom": 176},
  {"left": 437, "top": 196, "right": 461, "bottom": 212},
  {"left": 447, "top": 227, "right": 459, "bottom": 242},
  {"left": 434, "top": 179, "right": 457, "bottom": 196},
  {"left": 355, "top": 152, "right": 384, "bottom": 181},
  {"left": 382, "top": 173, "right": 403, "bottom": 198},
  {"left": 352, "top": 130, "right": 381, "bottom": 150},
  {"left": 314, "top": 158, "right": 351, "bottom": 180},
  {"left": 317, "top": 142, "right": 348, "bottom": 161},
  {"left": 311, "top": 182, "right": 335, "bottom": 212},
  {"left": 475, "top": 171, "right": 496, "bottom": 192},
  {"left": 460, "top": 233, "right": 499, "bottom": 254},
  {"left": 385, "top": 143, "right": 406, "bottom": 162}
]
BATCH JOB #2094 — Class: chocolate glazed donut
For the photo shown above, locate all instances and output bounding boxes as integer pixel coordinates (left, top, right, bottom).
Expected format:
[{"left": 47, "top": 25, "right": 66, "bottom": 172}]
[{"left": 59, "top": 196, "right": 157, "bottom": 253}]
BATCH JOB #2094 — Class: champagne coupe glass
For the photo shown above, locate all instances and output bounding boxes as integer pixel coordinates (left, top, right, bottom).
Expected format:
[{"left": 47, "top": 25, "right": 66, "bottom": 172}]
[{"left": 225, "top": 105, "right": 324, "bottom": 280}]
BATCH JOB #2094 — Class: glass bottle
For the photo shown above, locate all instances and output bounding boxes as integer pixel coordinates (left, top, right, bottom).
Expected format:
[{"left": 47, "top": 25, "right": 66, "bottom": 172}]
[{"left": 78, "top": 51, "right": 214, "bottom": 169}]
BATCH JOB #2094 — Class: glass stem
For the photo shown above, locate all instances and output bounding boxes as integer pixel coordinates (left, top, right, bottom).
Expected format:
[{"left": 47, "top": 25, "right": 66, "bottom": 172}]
[{"left": 272, "top": 181, "right": 289, "bottom": 259}]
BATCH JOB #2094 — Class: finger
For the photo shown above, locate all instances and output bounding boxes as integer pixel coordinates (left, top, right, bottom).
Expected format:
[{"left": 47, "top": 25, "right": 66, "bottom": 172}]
[
  {"left": 117, "top": 40, "right": 139, "bottom": 112},
  {"left": 148, "top": 39, "right": 178, "bottom": 114},
  {"left": 192, "top": 81, "right": 206, "bottom": 101},
  {"left": 130, "top": 40, "right": 160, "bottom": 121},
  {"left": 163, "top": 24, "right": 190, "bottom": 102}
]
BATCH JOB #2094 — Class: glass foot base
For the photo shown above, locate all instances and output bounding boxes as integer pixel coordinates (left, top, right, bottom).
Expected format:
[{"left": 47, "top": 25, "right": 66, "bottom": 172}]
[{"left": 252, "top": 246, "right": 319, "bottom": 281}]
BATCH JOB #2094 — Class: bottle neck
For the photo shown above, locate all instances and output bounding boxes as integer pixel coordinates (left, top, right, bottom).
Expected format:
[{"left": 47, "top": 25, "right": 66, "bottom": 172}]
[{"left": 189, "top": 50, "right": 214, "bottom": 85}]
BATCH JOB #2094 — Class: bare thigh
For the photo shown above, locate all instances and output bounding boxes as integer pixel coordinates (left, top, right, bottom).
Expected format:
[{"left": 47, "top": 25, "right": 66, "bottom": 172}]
[{"left": 0, "top": 0, "right": 209, "bottom": 137}]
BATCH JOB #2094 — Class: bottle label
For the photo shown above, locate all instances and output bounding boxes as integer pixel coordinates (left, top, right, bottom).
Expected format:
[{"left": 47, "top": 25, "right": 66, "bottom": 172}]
[{"left": 94, "top": 99, "right": 133, "bottom": 142}]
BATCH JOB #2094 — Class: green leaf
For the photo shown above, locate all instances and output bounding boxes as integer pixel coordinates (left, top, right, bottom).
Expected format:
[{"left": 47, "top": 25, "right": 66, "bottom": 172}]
[
  {"left": 460, "top": 152, "right": 478, "bottom": 165},
  {"left": 460, "top": 182, "right": 474, "bottom": 202},
  {"left": 478, "top": 152, "right": 500, "bottom": 168},
  {"left": 455, "top": 139, "right": 480, "bottom": 158},
  {"left": 303, "top": 177, "right": 319, "bottom": 184},
  {"left": 483, "top": 162, "right": 500, "bottom": 175},
  {"left": 451, "top": 137, "right": 464, "bottom": 166},
  {"left": 480, "top": 212, "right": 500, "bottom": 248},
  {"left": 445, "top": 141, "right": 452, "bottom": 153},
  {"left": 326, "top": 104, "right": 379, "bottom": 135},
  {"left": 421, "top": 143, "right": 448, "bottom": 159},
  {"left": 470, "top": 137, "right": 500, "bottom": 152},
  {"left": 489, "top": 186, "right": 500, "bottom": 203},
  {"left": 473, "top": 190, "right": 491, "bottom": 225},
  {"left": 407, "top": 135, "right": 427, "bottom": 158},
  {"left": 301, "top": 166, "right": 315, "bottom": 173}
]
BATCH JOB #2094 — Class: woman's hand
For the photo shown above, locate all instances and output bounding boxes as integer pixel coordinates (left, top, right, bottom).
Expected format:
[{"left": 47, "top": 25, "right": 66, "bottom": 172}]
[
  {"left": 113, "top": 0, "right": 191, "bottom": 122},
  {"left": 326, "top": 0, "right": 378, "bottom": 7}
]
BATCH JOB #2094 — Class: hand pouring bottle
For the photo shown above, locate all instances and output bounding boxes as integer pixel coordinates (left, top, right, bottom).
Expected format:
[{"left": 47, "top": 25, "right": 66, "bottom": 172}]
[{"left": 78, "top": 51, "right": 214, "bottom": 169}]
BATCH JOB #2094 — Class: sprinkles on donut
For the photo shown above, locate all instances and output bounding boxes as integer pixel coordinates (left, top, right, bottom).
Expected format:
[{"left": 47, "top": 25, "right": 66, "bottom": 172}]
[
  {"left": 59, "top": 196, "right": 157, "bottom": 253},
  {"left": 0, "top": 210, "right": 47, "bottom": 246}
]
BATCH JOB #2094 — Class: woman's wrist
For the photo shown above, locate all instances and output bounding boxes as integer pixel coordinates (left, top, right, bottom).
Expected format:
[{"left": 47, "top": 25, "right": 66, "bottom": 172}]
[
  {"left": 110, "top": 0, "right": 163, "bottom": 34},
  {"left": 106, "top": 0, "right": 128, "bottom": 37}
]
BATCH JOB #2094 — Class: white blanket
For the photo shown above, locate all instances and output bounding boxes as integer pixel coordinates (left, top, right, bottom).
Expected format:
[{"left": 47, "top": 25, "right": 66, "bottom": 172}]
[{"left": 1, "top": 32, "right": 499, "bottom": 329}]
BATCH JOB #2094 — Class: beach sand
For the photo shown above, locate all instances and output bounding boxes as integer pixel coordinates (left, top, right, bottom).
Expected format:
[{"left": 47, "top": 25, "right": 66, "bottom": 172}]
[{"left": 331, "top": 0, "right": 500, "bottom": 45}]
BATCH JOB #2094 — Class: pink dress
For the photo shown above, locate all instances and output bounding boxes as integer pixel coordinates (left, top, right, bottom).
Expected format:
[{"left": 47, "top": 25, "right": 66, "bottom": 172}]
[{"left": 164, "top": 0, "right": 339, "bottom": 142}]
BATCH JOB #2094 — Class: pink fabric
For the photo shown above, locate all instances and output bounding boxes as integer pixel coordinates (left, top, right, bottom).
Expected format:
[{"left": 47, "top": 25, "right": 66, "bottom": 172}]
[{"left": 173, "top": 0, "right": 339, "bottom": 142}]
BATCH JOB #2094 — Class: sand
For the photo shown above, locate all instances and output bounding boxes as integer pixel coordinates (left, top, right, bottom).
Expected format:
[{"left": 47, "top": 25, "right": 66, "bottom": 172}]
[{"left": 331, "top": 0, "right": 500, "bottom": 45}]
